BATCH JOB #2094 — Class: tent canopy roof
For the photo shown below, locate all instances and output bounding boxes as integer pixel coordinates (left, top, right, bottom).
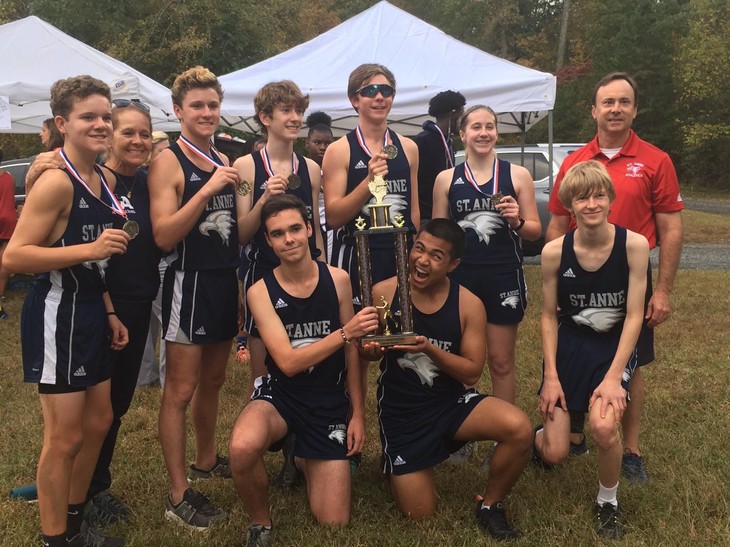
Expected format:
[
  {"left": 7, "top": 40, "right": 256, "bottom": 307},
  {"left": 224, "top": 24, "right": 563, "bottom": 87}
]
[
  {"left": 219, "top": 1, "right": 556, "bottom": 136},
  {"left": 0, "top": 16, "right": 179, "bottom": 133}
]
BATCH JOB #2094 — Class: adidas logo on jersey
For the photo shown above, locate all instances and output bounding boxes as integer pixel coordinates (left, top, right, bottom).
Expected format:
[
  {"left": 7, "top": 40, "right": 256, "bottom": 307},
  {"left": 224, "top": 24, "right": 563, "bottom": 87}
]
[
  {"left": 78, "top": 197, "right": 89, "bottom": 209},
  {"left": 562, "top": 268, "right": 576, "bottom": 278},
  {"left": 454, "top": 177, "right": 465, "bottom": 185},
  {"left": 195, "top": 326, "right": 207, "bottom": 335},
  {"left": 275, "top": 298, "right": 288, "bottom": 309},
  {"left": 355, "top": 160, "right": 367, "bottom": 170},
  {"left": 260, "top": 182, "right": 268, "bottom": 190},
  {"left": 352, "top": 296, "right": 361, "bottom": 306},
  {"left": 393, "top": 455, "right": 406, "bottom": 466},
  {"left": 189, "top": 172, "right": 201, "bottom": 182},
  {"left": 73, "top": 366, "right": 87, "bottom": 377}
]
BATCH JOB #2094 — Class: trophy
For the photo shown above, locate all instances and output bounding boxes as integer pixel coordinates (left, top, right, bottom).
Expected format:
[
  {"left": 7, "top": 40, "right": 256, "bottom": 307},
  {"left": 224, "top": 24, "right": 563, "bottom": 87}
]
[{"left": 354, "top": 175, "right": 418, "bottom": 347}]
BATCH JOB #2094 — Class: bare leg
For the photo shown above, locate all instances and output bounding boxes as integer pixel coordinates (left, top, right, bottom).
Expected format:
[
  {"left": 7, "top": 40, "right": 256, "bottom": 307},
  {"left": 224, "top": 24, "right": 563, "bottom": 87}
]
[
  {"left": 191, "top": 340, "right": 231, "bottom": 470},
  {"left": 535, "top": 407, "right": 571, "bottom": 467},
  {"left": 590, "top": 400, "right": 622, "bottom": 488},
  {"left": 485, "top": 324, "right": 518, "bottom": 403},
  {"left": 159, "top": 342, "right": 203, "bottom": 504},
  {"left": 389, "top": 468, "right": 436, "bottom": 520},
  {"left": 229, "top": 400, "right": 288, "bottom": 527},
  {"left": 455, "top": 397, "right": 532, "bottom": 504},
  {"left": 37, "top": 392, "right": 87, "bottom": 535},
  {"left": 68, "top": 381, "right": 113, "bottom": 504},
  {"left": 622, "top": 367, "right": 644, "bottom": 454},
  {"left": 298, "top": 459, "right": 352, "bottom": 525}
]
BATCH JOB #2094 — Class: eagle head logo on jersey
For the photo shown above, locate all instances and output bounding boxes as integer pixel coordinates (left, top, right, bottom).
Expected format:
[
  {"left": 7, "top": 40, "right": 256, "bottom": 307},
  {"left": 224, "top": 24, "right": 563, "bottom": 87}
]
[
  {"left": 199, "top": 210, "right": 234, "bottom": 245},
  {"left": 328, "top": 428, "right": 347, "bottom": 445},
  {"left": 397, "top": 351, "right": 440, "bottom": 387},
  {"left": 571, "top": 308, "right": 626, "bottom": 333},
  {"left": 501, "top": 295, "right": 521, "bottom": 309},
  {"left": 457, "top": 211, "right": 501, "bottom": 246}
]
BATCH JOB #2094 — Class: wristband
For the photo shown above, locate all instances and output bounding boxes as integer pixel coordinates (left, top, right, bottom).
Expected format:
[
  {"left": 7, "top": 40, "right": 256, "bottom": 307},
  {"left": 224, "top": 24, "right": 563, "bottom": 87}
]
[
  {"left": 513, "top": 217, "right": 526, "bottom": 231},
  {"left": 106, "top": 311, "right": 116, "bottom": 316},
  {"left": 340, "top": 327, "right": 351, "bottom": 344}
]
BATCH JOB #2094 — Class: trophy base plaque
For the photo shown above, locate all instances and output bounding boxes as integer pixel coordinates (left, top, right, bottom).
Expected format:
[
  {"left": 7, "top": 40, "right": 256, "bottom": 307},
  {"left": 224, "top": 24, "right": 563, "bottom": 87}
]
[{"left": 360, "top": 333, "right": 419, "bottom": 348}]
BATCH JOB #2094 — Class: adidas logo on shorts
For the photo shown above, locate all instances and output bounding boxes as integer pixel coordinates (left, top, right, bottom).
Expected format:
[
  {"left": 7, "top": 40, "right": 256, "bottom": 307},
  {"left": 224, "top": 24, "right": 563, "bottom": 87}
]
[
  {"left": 393, "top": 455, "right": 406, "bottom": 466},
  {"left": 562, "top": 268, "right": 576, "bottom": 278},
  {"left": 274, "top": 298, "right": 288, "bottom": 309},
  {"left": 78, "top": 198, "right": 89, "bottom": 209},
  {"left": 355, "top": 160, "right": 367, "bottom": 169},
  {"left": 73, "top": 366, "right": 87, "bottom": 377},
  {"left": 454, "top": 177, "right": 465, "bottom": 185},
  {"left": 195, "top": 326, "right": 207, "bottom": 335},
  {"left": 189, "top": 172, "right": 201, "bottom": 182}
]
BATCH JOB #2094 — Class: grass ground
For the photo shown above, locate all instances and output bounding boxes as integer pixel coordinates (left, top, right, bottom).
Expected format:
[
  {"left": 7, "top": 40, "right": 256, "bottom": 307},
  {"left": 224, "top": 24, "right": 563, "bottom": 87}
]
[{"left": 1, "top": 210, "right": 728, "bottom": 546}]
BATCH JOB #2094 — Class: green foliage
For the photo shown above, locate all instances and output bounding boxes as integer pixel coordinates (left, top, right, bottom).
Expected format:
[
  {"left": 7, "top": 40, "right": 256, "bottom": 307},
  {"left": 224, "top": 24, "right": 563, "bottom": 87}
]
[{"left": 674, "top": 0, "right": 730, "bottom": 188}]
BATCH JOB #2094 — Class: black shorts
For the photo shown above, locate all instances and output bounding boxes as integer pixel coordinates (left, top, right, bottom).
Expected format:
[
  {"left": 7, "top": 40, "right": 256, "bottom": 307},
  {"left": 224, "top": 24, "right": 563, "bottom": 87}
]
[
  {"left": 251, "top": 375, "right": 350, "bottom": 461},
  {"left": 162, "top": 268, "right": 238, "bottom": 344},
  {"left": 450, "top": 264, "right": 527, "bottom": 325},
  {"left": 22, "top": 286, "right": 112, "bottom": 388},
  {"left": 378, "top": 388, "right": 488, "bottom": 475},
  {"left": 542, "top": 324, "right": 637, "bottom": 413}
]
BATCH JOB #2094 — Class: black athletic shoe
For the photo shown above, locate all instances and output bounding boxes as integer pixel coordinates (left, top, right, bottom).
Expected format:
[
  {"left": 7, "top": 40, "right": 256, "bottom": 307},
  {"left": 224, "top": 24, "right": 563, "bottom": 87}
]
[
  {"left": 273, "top": 433, "right": 300, "bottom": 489},
  {"left": 164, "top": 489, "right": 228, "bottom": 531},
  {"left": 187, "top": 454, "right": 232, "bottom": 481},
  {"left": 67, "top": 521, "right": 124, "bottom": 546},
  {"left": 569, "top": 436, "right": 589, "bottom": 456},
  {"left": 246, "top": 523, "right": 274, "bottom": 547},
  {"left": 475, "top": 498, "right": 519, "bottom": 540},
  {"left": 86, "top": 491, "right": 130, "bottom": 527},
  {"left": 594, "top": 502, "right": 623, "bottom": 539},
  {"left": 622, "top": 450, "right": 648, "bottom": 484}
]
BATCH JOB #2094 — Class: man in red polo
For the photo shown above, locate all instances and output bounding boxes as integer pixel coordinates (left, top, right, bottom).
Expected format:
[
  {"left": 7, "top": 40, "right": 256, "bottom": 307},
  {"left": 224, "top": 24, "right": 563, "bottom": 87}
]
[{"left": 545, "top": 72, "right": 683, "bottom": 484}]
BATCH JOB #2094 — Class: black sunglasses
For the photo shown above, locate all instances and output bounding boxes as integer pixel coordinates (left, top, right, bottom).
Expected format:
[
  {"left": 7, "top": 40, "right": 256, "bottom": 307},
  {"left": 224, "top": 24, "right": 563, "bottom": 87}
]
[
  {"left": 112, "top": 98, "right": 150, "bottom": 112},
  {"left": 356, "top": 84, "right": 395, "bottom": 98}
]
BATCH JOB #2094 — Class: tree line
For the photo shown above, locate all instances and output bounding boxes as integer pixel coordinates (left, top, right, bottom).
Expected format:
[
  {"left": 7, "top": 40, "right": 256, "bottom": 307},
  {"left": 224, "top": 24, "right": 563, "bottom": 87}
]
[{"left": 2, "top": 0, "right": 727, "bottom": 189}]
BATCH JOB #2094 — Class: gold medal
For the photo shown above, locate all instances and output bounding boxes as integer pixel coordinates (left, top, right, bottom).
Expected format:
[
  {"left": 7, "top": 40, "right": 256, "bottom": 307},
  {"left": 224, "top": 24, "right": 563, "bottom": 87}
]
[
  {"left": 287, "top": 174, "right": 301, "bottom": 190},
  {"left": 236, "top": 180, "right": 252, "bottom": 196},
  {"left": 490, "top": 192, "right": 505, "bottom": 208},
  {"left": 382, "top": 144, "right": 398, "bottom": 160},
  {"left": 123, "top": 220, "right": 139, "bottom": 240}
]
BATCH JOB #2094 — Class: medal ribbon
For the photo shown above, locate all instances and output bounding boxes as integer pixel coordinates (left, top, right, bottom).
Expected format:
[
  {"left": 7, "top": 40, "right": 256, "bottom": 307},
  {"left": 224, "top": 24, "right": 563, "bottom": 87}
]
[
  {"left": 178, "top": 135, "right": 224, "bottom": 168},
  {"left": 260, "top": 147, "right": 298, "bottom": 179},
  {"left": 463, "top": 156, "right": 499, "bottom": 197},
  {"left": 60, "top": 149, "right": 127, "bottom": 219},
  {"left": 433, "top": 124, "right": 454, "bottom": 168},
  {"left": 355, "top": 126, "right": 390, "bottom": 158}
]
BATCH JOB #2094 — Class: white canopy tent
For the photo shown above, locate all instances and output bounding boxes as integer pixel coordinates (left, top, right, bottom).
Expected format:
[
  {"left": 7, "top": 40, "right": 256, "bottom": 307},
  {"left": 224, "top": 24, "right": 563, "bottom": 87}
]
[
  {"left": 219, "top": 1, "right": 556, "bottom": 137},
  {"left": 0, "top": 16, "right": 179, "bottom": 133}
]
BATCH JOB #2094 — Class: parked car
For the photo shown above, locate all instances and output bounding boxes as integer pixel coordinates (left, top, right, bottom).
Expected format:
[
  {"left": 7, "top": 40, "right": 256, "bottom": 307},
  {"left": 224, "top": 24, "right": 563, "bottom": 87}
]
[
  {"left": 0, "top": 155, "right": 35, "bottom": 207},
  {"left": 454, "top": 144, "right": 583, "bottom": 256}
]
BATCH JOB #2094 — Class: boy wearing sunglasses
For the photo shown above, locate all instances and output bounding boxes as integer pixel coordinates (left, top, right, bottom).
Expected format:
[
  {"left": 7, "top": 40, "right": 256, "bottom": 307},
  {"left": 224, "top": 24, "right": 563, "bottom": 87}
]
[{"left": 322, "top": 64, "right": 420, "bottom": 310}]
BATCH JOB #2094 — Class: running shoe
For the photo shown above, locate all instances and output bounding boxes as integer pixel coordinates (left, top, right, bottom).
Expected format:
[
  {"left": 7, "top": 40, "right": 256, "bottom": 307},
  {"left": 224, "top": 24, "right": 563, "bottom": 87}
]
[
  {"left": 475, "top": 497, "right": 519, "bottom": 540},
  {"left": 164, "top": 489, "right": 228, "bottom": 531},
  {"left": 187, "top": 454, "right": 232, "bottom": 481}
]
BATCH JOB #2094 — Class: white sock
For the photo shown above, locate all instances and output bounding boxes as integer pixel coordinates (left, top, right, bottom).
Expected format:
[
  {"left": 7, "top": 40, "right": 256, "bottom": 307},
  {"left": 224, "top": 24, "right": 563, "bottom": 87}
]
[{"left": 597, "top": 481, "right": 619, "bottom": 507}]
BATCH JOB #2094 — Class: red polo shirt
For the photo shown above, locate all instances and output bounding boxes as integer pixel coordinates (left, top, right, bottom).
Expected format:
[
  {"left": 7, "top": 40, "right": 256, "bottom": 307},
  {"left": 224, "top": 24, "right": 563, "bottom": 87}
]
[{"left": 548, "top": 130, "right": 683, "bottom": 248}]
